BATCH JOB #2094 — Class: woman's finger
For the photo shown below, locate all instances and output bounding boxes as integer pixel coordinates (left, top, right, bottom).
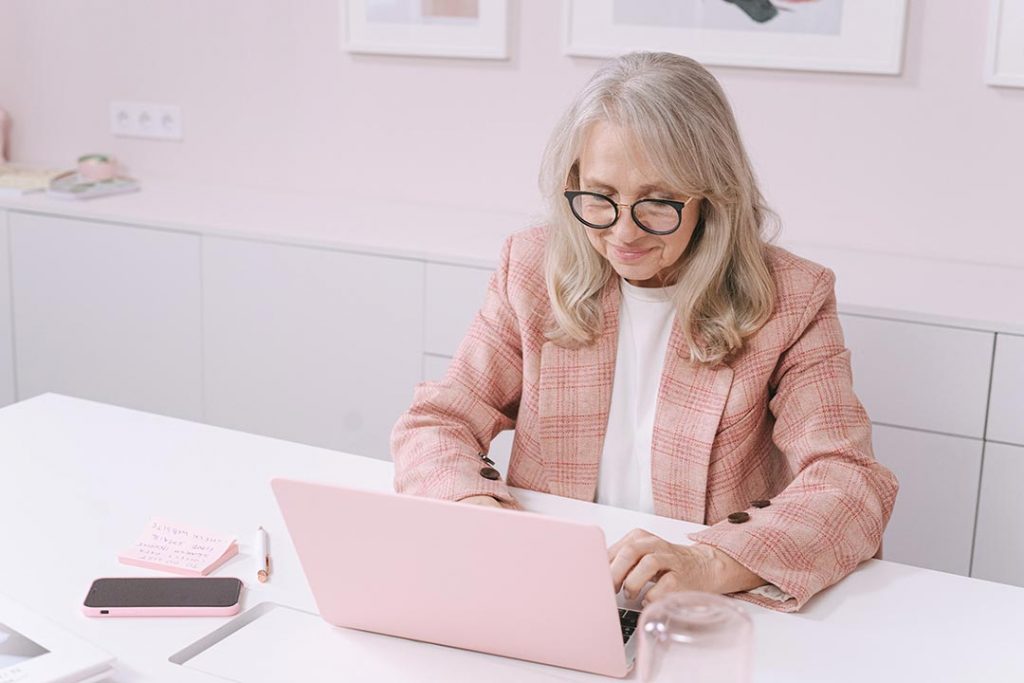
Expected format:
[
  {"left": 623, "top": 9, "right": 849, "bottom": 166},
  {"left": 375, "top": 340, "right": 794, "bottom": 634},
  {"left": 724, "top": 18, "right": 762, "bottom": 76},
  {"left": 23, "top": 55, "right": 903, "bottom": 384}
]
[
  {"left": 621, "top": 553, "right": 671, "bottom": 599},
  {"left": 609, "top": 533, "right": 669, "bottom": 591},
  {"left": 641, "top": 571, "right": 682, "bottom": 607},
  {"left": 609, "top": 542, "right": 645, "bottom": 592},
  {"left": 607, "top": 527, "right": 654, "bottom": 560}
]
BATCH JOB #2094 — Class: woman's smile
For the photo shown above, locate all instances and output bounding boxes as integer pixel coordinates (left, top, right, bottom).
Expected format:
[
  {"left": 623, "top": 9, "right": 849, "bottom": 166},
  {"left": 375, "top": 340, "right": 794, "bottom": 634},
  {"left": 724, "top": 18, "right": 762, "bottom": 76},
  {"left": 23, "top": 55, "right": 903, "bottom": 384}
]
[{"left": 609, "top": 244, "right": 656, "bottom": 262}]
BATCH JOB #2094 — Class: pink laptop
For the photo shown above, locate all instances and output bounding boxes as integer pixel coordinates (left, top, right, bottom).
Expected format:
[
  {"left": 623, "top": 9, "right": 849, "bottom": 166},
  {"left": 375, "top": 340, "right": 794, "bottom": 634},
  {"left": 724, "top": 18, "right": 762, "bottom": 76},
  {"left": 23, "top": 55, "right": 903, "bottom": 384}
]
[{"left": 271, "top": 478, "right": 640, "bottom": 678}]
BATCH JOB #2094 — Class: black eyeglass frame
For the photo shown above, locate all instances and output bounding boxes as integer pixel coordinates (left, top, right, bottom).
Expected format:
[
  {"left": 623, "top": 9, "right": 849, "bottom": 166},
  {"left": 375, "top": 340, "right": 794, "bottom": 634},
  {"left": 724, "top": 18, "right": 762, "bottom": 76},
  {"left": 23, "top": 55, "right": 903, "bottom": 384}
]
[{"left": 563, "top": 190, "right": 690, "bottom": 236}]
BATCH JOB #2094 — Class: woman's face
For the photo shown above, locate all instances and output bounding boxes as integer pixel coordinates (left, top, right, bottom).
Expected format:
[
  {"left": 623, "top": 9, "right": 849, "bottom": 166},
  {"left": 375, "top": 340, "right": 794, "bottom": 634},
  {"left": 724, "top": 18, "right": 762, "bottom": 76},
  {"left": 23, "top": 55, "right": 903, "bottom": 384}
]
[{"left": 577, "top": 120, "right": 702, "bottom": 288}]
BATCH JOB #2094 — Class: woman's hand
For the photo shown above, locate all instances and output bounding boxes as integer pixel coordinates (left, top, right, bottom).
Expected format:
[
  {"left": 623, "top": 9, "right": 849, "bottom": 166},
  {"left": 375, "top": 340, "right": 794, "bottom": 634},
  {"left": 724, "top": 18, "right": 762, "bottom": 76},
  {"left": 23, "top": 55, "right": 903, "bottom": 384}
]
[
  {"left": 459, "top": 494, "right": 504, "bottom": 509},
  {"left": 608, "top": 529, "right": 764, "bottom": 606}
]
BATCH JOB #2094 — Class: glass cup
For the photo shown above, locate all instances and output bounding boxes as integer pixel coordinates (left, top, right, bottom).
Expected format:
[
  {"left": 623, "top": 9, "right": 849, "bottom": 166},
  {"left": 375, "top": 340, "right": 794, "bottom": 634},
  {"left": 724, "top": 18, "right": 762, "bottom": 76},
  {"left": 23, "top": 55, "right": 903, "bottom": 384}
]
[{"left": 636, "top": 591, "right": 753, "bottom": 683}]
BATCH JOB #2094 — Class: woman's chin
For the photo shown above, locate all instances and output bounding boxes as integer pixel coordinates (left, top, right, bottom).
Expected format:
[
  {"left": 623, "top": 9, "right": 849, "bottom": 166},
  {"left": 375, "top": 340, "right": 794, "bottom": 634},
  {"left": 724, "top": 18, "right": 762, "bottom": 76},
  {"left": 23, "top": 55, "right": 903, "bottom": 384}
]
[{"left": 611, "top": 262, "right": 657, "bottom": 282}]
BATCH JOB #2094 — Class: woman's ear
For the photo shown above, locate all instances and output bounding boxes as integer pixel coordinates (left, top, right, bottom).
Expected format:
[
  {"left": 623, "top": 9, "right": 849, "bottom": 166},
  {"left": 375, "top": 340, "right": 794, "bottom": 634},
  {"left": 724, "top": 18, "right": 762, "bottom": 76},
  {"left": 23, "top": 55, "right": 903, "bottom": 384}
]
[{"left": 565, "top": 161, "right": 580, "bottom": 191}]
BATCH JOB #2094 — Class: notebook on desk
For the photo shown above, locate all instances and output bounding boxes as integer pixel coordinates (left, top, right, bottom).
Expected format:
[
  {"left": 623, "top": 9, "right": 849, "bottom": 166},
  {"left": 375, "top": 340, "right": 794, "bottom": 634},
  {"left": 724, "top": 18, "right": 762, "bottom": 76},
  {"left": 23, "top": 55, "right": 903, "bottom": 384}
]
[
  {"left": 118, "top": 517, "right": 238, "bottom": 576},
  {"left": 269, "top": 478, "right": 640, "bottom": 678},
  {"left": 0, "top": 592, "right": 114, "bottom": 683}
]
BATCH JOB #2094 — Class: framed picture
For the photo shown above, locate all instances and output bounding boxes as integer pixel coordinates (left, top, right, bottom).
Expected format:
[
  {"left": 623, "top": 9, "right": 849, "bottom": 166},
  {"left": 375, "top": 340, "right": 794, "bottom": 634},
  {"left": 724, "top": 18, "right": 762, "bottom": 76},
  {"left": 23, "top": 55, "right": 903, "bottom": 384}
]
[
  {"left": 341, "top": 0, "right": 508, "bottom": 59},
  {"left": 563, "top": 0, "right": 909, "bottom": 75},
  {"left": 986, "top": 0, "right": 1024, "bottom": 87}
]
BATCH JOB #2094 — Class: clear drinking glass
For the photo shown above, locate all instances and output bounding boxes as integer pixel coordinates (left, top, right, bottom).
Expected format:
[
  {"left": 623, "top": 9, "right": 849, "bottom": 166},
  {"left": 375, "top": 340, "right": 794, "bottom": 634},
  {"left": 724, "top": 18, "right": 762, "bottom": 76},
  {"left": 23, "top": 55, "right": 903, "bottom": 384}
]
[{"left": 636, "top": 592, "right": 753, "bottom": 683}]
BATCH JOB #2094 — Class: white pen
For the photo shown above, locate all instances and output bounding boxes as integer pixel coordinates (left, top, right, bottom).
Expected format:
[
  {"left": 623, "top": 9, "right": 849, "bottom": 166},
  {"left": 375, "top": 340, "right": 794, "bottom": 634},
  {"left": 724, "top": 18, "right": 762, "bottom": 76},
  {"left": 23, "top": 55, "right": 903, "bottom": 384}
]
[{"left": 256, "top": 526, "right": 270, "bottom": 583}]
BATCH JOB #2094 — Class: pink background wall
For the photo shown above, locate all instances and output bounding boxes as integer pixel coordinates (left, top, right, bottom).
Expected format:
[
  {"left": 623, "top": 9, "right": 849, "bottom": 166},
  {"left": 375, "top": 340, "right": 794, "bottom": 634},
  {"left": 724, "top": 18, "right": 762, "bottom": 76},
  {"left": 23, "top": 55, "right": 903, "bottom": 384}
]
[{"left": 1, "top": 1, "right": 1022, "bottom": 267}]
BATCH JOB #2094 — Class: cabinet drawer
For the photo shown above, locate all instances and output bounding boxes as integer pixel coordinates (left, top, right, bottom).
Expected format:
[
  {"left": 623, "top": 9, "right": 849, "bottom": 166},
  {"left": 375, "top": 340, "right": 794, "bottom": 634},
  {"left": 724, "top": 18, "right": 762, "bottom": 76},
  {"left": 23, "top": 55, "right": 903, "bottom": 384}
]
[
  {"left": 203, "top": 237, "right": 423, "bottom": 460},
  {"left": 972, "top": 442, "right": 1024, "bottom": 587},
  {"left": 872, "top": 424, "right": 982, "bottom": 576},
  {"left": 10, "top": 212, "right": 203, "bottom": 420},
  {"left": 423, "top": 353, "right": 514, "bottom": 475},
  {"left": 840, "top": 314, "right": 994, "bottom": 438},
  {"left": 987, "top": 334, "right": 1024, "bottom": 445},
  {"left": 424, "top": 263, "right": 493, "bottom": 357}
]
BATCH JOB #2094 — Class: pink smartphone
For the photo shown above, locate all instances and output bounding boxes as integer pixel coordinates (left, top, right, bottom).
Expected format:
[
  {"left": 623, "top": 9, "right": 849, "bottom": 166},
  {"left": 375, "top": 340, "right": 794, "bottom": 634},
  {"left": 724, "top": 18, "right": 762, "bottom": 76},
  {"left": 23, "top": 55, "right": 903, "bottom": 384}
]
[{"left": 82, "top": 577, "right": 243, "bottom": 617}]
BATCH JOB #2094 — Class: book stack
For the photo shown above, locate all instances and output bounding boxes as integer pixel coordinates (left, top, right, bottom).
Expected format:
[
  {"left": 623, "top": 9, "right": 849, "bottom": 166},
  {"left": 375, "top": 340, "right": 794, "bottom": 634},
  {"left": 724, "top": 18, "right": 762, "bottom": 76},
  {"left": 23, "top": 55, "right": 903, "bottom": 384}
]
[
  {"left": 46, "top": 171, "right": 140, "bottom": 201},
  {"left": 0, "top": 165, "right": 66, "bottom": 197}
]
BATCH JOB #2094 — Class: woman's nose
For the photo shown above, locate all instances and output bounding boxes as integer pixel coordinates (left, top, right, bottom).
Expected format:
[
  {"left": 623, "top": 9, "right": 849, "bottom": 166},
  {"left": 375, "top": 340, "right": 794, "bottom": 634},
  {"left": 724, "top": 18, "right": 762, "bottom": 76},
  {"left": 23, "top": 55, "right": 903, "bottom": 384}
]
[{"left": 609, "top": 207, "right": 647, "bottom": 242}]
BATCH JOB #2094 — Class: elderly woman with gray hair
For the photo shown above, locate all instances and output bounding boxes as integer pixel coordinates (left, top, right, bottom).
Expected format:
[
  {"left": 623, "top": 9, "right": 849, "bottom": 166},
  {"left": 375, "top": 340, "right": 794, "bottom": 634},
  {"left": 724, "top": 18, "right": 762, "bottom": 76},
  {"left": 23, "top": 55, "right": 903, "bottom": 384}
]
[{"left": 391, "top": 51, "right": 898, "bottom": 613}]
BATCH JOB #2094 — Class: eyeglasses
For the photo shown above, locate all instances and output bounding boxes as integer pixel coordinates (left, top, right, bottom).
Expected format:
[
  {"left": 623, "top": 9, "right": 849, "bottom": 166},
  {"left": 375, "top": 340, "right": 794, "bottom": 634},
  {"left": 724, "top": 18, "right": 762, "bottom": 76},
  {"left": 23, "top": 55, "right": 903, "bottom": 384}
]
[{"left": 563, "top": 190, "right": 690, "bottom": 236}]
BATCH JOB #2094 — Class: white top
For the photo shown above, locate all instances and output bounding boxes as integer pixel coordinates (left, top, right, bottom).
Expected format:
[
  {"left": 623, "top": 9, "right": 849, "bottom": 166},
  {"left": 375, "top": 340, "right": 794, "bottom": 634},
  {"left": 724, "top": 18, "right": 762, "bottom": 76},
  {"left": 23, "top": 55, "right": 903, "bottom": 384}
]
[{"left": 596, "top": 277, "right": 680, "bottom": 514}]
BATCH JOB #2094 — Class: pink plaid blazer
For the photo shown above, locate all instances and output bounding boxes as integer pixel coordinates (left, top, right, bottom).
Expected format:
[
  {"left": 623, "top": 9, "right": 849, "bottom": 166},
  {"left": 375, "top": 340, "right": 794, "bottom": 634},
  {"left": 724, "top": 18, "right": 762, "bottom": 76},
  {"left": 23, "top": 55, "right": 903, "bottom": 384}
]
[{"left": 391, "top": 226, "right": 898, "bottom": 612}]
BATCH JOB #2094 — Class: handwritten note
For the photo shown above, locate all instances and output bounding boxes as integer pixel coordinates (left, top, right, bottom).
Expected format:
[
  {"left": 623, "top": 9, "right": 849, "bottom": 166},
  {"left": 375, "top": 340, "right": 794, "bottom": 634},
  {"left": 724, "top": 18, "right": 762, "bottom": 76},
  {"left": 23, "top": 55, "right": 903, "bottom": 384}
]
[{"left": 118, "top": 518, "right": 238, "bottom": 576}]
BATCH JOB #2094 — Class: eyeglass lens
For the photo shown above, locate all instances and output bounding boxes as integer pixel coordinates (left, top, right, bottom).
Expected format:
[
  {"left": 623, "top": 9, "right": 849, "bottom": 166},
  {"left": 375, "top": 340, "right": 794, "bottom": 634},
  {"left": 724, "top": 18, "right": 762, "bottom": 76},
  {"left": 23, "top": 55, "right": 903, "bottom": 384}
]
[{"left": 570, "top": 194, "right": 680, "bottom": 233}]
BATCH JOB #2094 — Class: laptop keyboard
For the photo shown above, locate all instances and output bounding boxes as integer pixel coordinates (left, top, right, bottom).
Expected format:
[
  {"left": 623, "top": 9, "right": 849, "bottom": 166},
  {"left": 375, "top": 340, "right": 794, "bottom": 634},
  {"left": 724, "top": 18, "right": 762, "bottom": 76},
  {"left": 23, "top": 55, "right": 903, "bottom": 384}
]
[{"left": 618, "top": 608, "right": 641, "bottom": 644}]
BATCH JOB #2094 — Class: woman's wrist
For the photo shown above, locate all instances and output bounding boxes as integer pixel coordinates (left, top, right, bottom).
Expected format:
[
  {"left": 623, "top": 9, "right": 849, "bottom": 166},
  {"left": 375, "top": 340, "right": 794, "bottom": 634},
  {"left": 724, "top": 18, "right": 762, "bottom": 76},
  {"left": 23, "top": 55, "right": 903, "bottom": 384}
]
[{"left": 692, "top": 543, "right": 765, "bottom": 594}]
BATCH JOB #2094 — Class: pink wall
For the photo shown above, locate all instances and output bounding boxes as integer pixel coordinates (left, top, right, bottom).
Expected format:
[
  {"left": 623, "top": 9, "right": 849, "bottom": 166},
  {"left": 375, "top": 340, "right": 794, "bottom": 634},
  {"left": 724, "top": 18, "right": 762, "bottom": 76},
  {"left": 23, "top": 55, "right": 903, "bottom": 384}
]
[{"left": 1, "top": 1, "right": 1022, "bottom": 267}]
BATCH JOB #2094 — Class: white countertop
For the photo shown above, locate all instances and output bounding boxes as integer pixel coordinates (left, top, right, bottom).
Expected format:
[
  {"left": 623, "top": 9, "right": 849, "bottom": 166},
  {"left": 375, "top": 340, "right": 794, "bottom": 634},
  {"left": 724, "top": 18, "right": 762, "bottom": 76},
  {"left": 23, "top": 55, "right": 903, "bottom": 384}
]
[
  {"left": 3, "top": 393, "right": 1024, "bottom": 682},
  {"left": 2, "top": 182, "right": 1022, "bottom": 334},
  {"left": 783, "top": 241, "right": 1024, "bottom": 335},
  {"left": 0, "top": 180, "right": 532, "bottom": 269}
]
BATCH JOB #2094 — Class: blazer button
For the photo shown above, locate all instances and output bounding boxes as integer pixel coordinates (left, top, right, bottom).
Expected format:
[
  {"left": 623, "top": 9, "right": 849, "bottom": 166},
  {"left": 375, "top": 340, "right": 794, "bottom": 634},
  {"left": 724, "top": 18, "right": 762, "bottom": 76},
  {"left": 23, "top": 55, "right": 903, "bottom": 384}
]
[
  {"left": 479, "top": 467, "right": 500, "bottom": 480},
  {"left": 727, "top": 512, "right": 750, "bottom": 524},
  {"left": 751, "top": 499, "right": 771, "bottom": 508}
]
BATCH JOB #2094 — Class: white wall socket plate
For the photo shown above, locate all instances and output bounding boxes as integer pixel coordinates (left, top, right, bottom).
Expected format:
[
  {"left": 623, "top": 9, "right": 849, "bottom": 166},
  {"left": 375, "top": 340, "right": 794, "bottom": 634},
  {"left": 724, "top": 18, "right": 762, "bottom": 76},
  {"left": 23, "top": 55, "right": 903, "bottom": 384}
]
[{"left": 110, "top": 101, "right": 183, "bottom": 140}]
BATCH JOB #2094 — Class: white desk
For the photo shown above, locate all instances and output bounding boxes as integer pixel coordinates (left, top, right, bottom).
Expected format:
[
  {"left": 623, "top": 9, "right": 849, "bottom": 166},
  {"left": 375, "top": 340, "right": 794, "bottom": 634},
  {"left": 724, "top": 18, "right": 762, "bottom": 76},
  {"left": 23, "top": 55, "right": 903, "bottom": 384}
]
[{"left": 2, "top": 394, "right": 1023, "bottom": 682}]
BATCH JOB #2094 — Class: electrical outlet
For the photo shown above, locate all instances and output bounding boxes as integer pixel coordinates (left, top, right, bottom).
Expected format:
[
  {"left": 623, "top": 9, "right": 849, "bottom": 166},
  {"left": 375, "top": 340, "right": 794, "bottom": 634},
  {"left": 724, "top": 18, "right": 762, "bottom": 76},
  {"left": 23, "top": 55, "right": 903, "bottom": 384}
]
[{"left": 110, "top": 101, "right": 183, "bottom": 141}]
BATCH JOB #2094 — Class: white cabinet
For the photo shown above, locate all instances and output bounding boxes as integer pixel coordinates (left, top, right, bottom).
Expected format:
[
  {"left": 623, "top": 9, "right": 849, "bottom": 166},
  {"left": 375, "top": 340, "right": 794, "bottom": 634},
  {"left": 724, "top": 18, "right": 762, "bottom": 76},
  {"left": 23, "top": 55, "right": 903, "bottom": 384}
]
[
  {"left": 202, "top": 237, "right": 424, "bottom": 460},
  {"left": 871, "top": 424, "right": 983, "bottom": 576},
  {"left": 971, "top": 442, "right": 1024, "bottom": 587},
  {"left": 0, "top": 211, "right": 14, "bottom": 407},
  {"left": 987, "top": 334, "right": 1024, "bottom": 446},
  {"left": 9, "top": 213, "right": 202, "bottom": 419},
  {"left": 840, "top": 314, "right": 994, "bottom": 438},
  {"left": 424, "top": 263, "right": 492, "bottom": 357},
  {"left": 423, "top": 352, "right": 514, "bottom": 475}
]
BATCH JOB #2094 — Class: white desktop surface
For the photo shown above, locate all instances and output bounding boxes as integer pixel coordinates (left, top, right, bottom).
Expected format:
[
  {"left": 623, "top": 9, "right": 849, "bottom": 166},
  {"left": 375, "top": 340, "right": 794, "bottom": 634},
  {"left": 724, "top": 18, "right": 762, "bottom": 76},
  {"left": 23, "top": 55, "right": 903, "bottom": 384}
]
[{"left": 2, "top": 393, "right": 1023, "bottom": 682}]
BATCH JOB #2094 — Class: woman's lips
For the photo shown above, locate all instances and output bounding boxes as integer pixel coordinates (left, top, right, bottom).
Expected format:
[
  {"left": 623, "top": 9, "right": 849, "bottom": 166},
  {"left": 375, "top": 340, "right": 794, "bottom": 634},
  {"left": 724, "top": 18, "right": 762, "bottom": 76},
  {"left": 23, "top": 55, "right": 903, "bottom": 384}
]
[{"left": 610, "top": 245, "right": 653, "bottom": 262}]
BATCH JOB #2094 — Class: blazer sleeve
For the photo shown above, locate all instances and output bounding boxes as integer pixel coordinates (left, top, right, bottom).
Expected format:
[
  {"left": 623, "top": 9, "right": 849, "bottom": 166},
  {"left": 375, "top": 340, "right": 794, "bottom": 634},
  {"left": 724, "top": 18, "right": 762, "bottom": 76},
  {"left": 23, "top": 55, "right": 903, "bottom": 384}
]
[
  {"left": 390, "top": 235, "right": 524, "bottom": 508},
  {"left": 687, "top": 267, "right": 899, "bottom": 612}
]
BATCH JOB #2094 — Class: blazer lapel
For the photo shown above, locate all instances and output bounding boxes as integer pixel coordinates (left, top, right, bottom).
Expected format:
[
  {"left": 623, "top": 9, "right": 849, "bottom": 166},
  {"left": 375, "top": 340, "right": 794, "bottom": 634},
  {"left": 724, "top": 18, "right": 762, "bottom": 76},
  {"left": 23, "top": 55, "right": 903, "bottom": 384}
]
[
  {"left": 650, "top": 325, "right": 734, "bottom": 523},
  {"left": 538, "top": 280, "right": 619, "bottom": 501}
]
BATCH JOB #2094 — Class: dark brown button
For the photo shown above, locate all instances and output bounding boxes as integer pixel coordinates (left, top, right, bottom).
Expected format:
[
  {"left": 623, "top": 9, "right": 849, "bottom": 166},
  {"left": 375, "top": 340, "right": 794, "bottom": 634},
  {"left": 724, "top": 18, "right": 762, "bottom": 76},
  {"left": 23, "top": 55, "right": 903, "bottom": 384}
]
[
  {"left": 479, "top": 466, "right": 500, "bottom": 480},
  {"left": 728, "top": 512, "right": 750, "bottom": 524},
  {"left": 479, "top": 453, "right": 495, "bottom": 466},
  {"left": 751, "top": 499, "right": 771, "bottom": 509}
]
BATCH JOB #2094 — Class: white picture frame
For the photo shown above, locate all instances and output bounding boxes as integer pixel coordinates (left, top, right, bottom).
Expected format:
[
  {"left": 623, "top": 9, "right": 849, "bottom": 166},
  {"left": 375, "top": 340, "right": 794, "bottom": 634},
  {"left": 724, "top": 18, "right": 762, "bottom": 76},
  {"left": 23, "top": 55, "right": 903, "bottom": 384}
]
[
  {"left": 986, "top": 0, "right": 1024, "bottom": 87},
  {"left": 341, "top": 0, "right": 509, "bottom": 59},
  {"left": 563, "top": 0, "right": 909, "bottom": 75}
]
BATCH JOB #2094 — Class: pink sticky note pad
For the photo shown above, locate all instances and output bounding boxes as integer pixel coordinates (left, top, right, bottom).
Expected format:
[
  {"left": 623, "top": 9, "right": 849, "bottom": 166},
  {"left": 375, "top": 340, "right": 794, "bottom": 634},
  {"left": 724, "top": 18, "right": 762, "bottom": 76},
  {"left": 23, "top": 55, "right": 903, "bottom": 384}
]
[{"left": 118, "top": 518, "right": 239, "bottom": 576}]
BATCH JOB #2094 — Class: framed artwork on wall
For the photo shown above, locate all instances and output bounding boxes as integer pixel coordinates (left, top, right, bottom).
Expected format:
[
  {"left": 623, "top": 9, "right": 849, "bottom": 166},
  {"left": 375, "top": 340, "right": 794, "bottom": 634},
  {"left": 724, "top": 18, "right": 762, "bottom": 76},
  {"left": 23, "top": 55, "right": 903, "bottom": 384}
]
[
  {"left": 986, "top": 0, "right": 1024, "bottom": 87},
  {"left": 563, "top": 0, "right": 909, "bottom": 75},
  {"left": 341, "top": 0, "right": 508, "bottom": 59}
]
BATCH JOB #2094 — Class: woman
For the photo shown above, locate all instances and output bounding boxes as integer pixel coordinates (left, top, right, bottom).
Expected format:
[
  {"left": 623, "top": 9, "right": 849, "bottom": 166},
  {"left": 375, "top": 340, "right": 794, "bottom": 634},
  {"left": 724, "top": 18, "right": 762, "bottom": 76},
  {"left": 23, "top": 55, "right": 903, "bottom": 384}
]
[{"left": 391, "top": 51, "right": 897, "bottom": 613}]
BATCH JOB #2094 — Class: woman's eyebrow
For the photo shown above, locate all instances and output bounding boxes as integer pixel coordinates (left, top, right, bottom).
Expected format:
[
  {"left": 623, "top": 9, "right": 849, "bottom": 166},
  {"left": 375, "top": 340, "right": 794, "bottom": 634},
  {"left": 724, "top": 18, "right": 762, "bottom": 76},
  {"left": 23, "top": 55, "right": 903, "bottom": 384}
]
[
  {"left": 581, "top": 178, "right": 614, "bottom": 190},
  {"left": 581, "top": 178, "right": 672, "bottom": 194}
]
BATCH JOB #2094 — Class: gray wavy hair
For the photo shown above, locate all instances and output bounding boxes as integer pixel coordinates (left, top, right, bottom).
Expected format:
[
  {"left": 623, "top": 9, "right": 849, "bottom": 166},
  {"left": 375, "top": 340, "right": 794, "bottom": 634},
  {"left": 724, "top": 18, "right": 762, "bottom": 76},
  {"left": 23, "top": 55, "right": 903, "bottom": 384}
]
[{"left": 537, "top": 51, "right": 778, "bottom": 365}]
